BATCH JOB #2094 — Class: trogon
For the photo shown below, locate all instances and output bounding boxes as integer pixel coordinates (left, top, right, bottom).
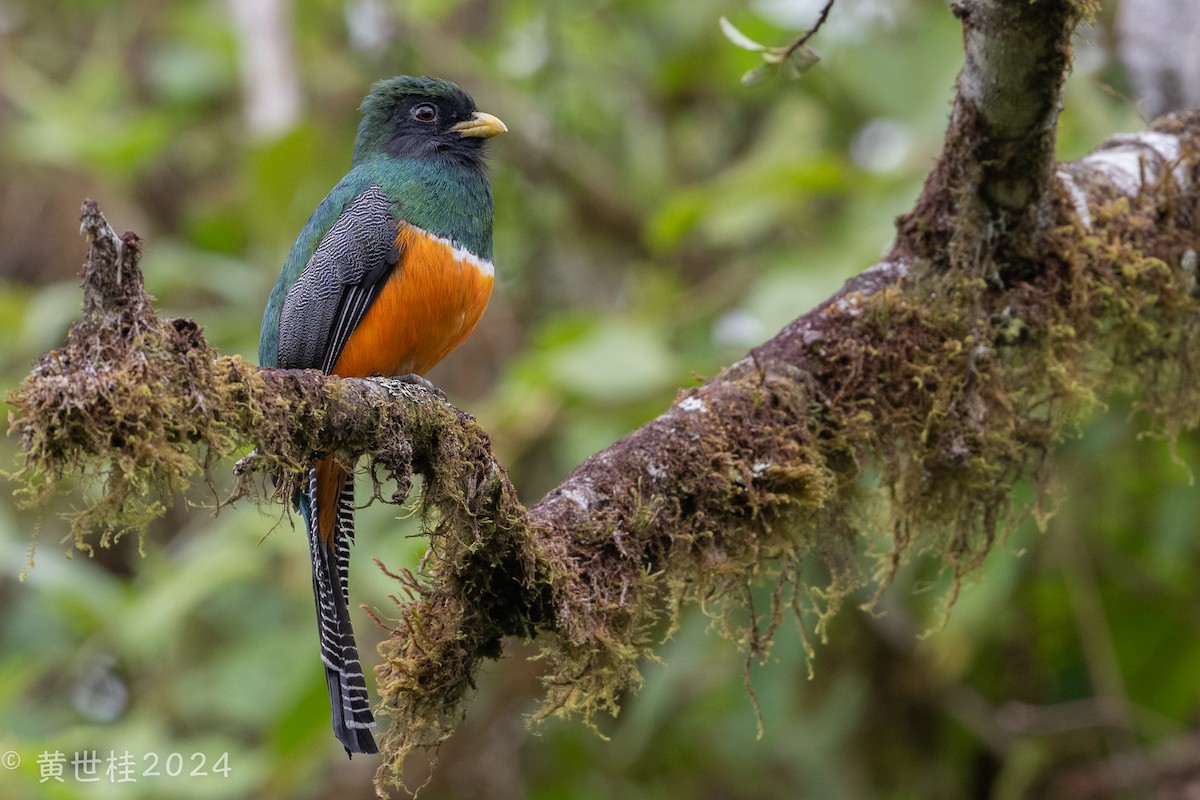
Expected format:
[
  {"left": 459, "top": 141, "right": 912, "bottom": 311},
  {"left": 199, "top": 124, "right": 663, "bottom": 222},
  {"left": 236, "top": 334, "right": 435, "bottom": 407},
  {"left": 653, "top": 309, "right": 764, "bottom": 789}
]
[{"left": 258, "top": 76, "right": 505, "bottom": 755}]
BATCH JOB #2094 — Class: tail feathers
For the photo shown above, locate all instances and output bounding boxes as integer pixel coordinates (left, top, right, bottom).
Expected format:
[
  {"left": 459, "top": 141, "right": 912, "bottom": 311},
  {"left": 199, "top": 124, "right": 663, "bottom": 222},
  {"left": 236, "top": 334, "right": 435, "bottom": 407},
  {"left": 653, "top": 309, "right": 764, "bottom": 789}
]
[
  {"left": 324, "top": 669, "right": 378, "bottom": 754},
  {"left": 303, "top": 467, "right": 377, "bottom": 756}
]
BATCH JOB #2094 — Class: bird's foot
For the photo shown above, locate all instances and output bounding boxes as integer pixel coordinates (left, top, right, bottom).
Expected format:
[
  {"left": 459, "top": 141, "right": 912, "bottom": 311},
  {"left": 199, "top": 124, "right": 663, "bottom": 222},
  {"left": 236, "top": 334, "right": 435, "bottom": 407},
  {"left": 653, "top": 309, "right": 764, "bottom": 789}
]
[{"left": 390, "top": 373, "right": 447, "bottom": 401}]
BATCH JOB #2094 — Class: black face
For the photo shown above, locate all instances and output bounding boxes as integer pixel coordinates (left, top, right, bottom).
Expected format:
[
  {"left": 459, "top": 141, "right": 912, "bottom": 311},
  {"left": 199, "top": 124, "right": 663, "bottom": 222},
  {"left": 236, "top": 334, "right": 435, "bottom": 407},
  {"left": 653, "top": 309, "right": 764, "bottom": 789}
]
[{"left": 384, "top": 92, "right": 484, "bottom": 165}]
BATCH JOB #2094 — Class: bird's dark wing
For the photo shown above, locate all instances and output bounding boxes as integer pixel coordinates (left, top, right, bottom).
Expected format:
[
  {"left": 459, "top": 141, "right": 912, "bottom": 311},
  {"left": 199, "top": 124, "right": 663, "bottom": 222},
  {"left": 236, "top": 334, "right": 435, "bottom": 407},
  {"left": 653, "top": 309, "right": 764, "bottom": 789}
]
[{"left": 276, "top": 184, "right": 400, "bottom": 372}]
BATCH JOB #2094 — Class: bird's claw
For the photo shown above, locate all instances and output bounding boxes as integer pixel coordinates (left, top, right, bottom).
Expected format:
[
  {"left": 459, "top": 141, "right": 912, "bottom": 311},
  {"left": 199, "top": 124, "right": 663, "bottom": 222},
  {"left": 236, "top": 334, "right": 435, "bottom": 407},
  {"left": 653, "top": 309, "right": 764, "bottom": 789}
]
[{"left": 391, "top": 373, "right": 447, "bottom": 401}]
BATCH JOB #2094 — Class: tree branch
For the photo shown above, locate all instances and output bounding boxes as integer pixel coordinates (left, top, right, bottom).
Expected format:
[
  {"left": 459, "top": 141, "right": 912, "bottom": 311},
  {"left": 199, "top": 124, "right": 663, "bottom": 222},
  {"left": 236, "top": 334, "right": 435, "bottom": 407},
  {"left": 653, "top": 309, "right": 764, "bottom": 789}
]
[
  {"left": 897, "top": 0, "right": 1088, "bottom": 272},
  {"left": 8, "top": 2, "right": 1200, "bottom": 794}
]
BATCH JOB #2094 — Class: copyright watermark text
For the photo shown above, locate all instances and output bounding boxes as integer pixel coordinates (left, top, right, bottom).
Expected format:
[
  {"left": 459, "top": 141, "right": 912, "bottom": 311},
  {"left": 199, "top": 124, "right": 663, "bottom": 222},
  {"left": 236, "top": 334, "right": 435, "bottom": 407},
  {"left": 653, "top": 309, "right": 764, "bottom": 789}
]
[{"left": 10, "top": 749, "right": 232, "bottom": 783}]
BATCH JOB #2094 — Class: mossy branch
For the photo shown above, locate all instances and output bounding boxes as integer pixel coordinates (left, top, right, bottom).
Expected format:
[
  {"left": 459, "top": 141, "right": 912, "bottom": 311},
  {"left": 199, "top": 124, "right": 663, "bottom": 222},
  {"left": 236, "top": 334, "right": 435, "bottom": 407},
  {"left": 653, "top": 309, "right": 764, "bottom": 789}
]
[
  {"left": 901, "top": 0, "right": 1094, "bottom": 272},
  {"left": 8, "top": 7, "right": 1200, "bottom": 797},
  {"left": 10, "top": 201, "right": 501, "bottom": 555}
]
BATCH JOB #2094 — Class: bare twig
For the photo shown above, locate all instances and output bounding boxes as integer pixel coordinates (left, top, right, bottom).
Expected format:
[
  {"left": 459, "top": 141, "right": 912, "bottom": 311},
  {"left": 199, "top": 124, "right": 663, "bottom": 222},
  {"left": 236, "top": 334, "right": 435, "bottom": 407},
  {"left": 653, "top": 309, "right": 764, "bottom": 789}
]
[{"left": 790, "top": 0, "right": 836, "bottom": 53}]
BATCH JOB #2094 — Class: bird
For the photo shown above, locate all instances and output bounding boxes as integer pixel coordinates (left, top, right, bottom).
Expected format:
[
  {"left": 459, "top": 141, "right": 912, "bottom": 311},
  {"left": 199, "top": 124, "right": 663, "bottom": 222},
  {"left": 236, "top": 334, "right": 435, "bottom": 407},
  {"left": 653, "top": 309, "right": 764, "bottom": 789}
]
[{"left": 258, "top": 75, "right": 506, "bottom": 756}]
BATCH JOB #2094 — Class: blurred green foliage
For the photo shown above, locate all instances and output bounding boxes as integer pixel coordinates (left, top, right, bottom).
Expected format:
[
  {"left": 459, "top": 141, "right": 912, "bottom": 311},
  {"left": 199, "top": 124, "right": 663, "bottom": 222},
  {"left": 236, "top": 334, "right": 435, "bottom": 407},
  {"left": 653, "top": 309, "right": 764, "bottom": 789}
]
[{"left": 0, "top": 0, "right": 1191, "bottom": 799}]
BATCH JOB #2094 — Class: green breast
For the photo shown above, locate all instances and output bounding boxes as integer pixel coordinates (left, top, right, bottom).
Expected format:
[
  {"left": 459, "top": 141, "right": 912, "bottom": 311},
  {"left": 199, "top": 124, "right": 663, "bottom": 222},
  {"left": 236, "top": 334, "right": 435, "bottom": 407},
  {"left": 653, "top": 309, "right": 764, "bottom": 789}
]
[{"left": 366, "top": 154, "right": 494, "bottom": 262}]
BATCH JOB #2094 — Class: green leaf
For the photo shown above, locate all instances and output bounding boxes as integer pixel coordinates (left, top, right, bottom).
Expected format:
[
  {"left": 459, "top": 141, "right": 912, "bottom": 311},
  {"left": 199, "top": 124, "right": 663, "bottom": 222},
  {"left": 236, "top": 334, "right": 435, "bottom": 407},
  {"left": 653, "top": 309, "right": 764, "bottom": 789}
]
[
  {"left": 741, "top": 64, "right": 777, "bottom": 88},
  {"left": 719, "top": 16, "right": 765, "bottom": 51},
  {"left": 783, "top": 45, "right": 821, "bottom": 78}
]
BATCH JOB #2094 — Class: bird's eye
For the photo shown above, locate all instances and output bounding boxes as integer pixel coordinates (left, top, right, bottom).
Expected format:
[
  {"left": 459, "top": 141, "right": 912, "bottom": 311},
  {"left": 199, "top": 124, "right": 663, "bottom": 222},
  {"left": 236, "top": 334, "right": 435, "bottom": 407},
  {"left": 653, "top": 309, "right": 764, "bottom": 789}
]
[{"left": 412, "top": 103, "right": 438, "bottom": 123}]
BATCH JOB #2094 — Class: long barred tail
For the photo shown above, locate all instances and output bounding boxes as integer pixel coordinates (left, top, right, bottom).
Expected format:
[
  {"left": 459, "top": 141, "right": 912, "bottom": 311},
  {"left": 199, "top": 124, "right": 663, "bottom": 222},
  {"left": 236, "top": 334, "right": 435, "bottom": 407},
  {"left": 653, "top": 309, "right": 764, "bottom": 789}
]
[{"left": 300, "top": 467, "right": 378, "bottom": 756}]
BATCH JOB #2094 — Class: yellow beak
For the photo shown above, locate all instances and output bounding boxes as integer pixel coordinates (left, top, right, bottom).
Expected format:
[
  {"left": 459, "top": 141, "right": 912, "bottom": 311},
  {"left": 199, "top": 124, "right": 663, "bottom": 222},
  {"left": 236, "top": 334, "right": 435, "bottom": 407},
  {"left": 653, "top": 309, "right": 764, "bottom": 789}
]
[{"left": 452, "top": 111, "right": 508, "bottom": 139}]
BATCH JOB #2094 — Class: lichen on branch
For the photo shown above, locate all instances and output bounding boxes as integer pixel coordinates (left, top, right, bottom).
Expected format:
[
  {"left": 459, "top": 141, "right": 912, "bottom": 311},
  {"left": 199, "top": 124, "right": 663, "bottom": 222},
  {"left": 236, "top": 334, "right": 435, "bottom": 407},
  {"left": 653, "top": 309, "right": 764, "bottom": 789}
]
[
  {"left": 9, "top": 202, "right": 258, "bottom": 553},
  {"left": 377, "top": 114, "right": 1200, "bottom": 796},
  {"left": 6, "top": 200, "right": 480, "bottom": 560}
]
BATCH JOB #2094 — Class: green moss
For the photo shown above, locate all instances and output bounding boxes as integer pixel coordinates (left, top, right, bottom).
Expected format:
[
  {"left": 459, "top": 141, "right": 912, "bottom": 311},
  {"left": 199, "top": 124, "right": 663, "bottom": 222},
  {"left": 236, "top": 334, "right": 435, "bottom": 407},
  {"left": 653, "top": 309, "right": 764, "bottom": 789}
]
[{"left": 8, "top": 305, "right": 262, "bottom": 562}]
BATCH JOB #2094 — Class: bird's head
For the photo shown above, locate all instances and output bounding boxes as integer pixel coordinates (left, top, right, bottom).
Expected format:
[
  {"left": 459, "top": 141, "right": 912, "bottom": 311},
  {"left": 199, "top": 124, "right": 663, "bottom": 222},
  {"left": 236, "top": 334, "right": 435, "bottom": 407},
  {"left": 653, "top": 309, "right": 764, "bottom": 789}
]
[{"left": 351, "top": 75, "right": 507, "bottom": 168}]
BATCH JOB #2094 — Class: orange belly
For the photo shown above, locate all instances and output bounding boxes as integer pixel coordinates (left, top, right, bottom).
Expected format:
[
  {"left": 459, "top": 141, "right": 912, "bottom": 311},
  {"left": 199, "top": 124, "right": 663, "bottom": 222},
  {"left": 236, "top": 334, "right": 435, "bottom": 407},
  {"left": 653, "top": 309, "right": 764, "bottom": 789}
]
[
  {"left": 332, "top": 223, "right": 494, "bottom": 378},
  {"left": 316, "top": 223, "right": 493, "bottom": 541}
]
